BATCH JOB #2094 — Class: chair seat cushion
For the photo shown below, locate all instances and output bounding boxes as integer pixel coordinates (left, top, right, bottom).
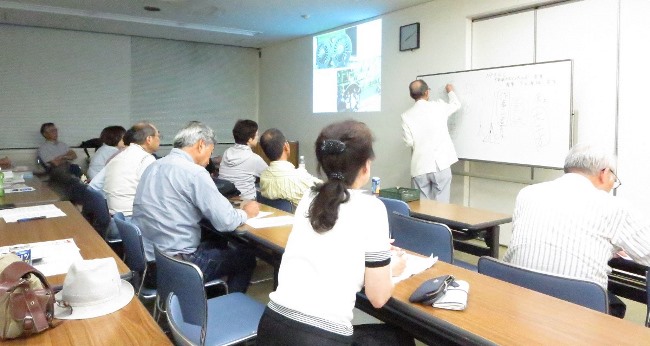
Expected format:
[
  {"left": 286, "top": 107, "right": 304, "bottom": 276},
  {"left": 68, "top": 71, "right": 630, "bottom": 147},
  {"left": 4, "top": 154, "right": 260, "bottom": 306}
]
[{"left": 204, "top": 293, "right": 265, "bottom": 345}]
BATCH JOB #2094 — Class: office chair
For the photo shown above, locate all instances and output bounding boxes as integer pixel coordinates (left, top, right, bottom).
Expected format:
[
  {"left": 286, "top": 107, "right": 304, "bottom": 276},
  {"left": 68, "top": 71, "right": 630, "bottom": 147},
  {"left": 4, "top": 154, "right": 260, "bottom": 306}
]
[
  {"left": 152, "top": 246, "right": 230, "bottom": 322},
  {"left": 114, "top": 217, "right": 156, "bottom": 304},
  {"left": 156, "top": 247, "right": 265, "bottom": 346},
  {"left": 391, "top": 212, "right": 476, "bottom": 271},
  {"left": 80, "top": 185, "right": 112, "bottom": 239},
  {"left": 378, "top": 196, "right": 410, "bottom": 236},
  {"left": 477, "top": 256, "right": 609, "bottom": 314},
  {"left": 256, "top": 190, "right": 293, "bottom": 213}
]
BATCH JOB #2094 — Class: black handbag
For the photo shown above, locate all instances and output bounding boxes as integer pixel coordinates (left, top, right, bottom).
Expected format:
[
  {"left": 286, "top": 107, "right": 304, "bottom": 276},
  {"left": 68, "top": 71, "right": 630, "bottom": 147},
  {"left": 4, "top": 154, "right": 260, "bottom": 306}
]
[
  {"left": 213, "top": 178, "right": 241, "bottom": 198},
  {"left": 408, "top": 275, "right": 455, "bottom": 305}
]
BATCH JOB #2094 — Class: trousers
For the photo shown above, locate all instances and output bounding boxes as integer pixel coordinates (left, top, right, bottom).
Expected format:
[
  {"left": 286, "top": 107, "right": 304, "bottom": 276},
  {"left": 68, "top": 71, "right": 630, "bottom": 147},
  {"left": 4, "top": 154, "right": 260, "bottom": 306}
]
[{"left": 412, "top": 168, "right": 452, "bottom": 203}]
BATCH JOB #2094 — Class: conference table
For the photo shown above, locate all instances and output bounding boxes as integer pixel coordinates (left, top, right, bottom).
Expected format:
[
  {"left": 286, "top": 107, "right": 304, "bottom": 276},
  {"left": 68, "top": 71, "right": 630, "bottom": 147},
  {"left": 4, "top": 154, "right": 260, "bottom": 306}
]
[
  {"left": 408, "top": 199, "right": 512, "bottom": 259},
  {"left": 0, "top": 201, "right": 170, "bottom": 345},
  {"left": 0, "top": 177, "right": 63, "bottom": 207},
  {"left": 240, "top": 202, "right": 650, "bottom": 345}
]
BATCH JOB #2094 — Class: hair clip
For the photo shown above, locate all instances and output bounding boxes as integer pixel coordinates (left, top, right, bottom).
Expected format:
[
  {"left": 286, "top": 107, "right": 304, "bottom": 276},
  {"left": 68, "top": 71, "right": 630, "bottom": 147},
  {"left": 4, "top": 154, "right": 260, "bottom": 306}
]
[
  {"left": 321, "top": 139, "right": 346, "bottom": 154},
  {"left": 329, "top": 172, "right": 345, "bottom": 180}
]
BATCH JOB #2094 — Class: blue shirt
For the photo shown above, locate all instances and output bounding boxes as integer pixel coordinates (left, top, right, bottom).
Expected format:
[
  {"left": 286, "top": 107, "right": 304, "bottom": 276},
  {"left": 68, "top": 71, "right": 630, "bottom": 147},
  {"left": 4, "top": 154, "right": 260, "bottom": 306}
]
[{"left": 133, "top": 148, "right": 247, "bottom": 261}]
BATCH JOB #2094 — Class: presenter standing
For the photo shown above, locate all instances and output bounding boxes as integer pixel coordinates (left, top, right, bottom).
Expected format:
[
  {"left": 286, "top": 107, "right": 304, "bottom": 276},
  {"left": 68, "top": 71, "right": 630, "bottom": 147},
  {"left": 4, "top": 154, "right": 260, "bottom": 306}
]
[{"left": 401, "top": 80, "right": 460, "bottom": 203}]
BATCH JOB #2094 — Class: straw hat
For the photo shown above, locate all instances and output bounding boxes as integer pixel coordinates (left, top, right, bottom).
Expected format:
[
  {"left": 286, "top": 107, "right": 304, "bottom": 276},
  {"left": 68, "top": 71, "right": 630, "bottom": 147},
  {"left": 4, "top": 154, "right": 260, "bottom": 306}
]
[{"left": 54, "top": 258, "right": 133, "bottom": 319}]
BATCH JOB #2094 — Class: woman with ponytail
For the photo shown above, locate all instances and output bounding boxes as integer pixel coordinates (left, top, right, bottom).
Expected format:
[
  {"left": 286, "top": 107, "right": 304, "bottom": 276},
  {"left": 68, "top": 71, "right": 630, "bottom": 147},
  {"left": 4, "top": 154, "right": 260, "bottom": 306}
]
[{"left": 257, "top": 120, "right": 412, "bottom": 345}]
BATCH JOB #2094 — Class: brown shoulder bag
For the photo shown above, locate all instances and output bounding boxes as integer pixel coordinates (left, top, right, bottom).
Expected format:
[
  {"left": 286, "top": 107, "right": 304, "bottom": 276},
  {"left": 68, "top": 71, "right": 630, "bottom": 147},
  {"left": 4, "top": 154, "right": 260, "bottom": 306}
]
[{"left": 0, "top": 253, "right": 56, "bottom": 340}]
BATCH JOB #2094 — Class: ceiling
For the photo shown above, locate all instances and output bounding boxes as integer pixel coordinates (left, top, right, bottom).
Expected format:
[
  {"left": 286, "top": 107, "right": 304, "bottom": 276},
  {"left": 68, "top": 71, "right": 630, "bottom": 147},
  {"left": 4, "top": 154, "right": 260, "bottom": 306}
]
[{"left": 0, "top": 0, "right": 434, "bottom": 48}]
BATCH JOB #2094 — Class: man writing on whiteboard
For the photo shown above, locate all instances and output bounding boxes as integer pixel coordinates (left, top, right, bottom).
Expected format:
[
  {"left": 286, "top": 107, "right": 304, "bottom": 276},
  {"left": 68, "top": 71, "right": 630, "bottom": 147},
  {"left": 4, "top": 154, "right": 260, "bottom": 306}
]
[{"left": 401, "top": 80, "right": 461, "bottom": 202}]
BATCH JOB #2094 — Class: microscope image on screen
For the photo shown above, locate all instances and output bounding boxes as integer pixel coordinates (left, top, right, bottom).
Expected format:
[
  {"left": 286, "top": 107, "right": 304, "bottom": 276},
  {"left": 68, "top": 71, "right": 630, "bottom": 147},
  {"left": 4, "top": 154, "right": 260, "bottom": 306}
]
[{"left": 313, "top": 19, "right": 382, "bottom": 113}]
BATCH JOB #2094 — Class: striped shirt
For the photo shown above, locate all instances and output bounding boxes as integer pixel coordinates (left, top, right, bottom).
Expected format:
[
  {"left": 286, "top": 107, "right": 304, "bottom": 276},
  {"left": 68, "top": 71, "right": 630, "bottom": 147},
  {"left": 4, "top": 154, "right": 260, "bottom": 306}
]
[
  {"left": 260, "top": 160, "right": 322, "bottom": 205},
  {"left": 269, "top": 189, "right": 391, "bottom": 335},
  {"left": 504, "top": 173, "right": 650, "bottom": 289}
]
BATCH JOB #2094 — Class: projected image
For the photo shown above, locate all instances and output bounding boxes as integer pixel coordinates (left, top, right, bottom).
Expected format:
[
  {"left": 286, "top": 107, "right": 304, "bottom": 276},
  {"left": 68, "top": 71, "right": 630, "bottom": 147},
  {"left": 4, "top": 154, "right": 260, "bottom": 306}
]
[{"left": 313, "top": 19, "right": 381, "bottom": 113}]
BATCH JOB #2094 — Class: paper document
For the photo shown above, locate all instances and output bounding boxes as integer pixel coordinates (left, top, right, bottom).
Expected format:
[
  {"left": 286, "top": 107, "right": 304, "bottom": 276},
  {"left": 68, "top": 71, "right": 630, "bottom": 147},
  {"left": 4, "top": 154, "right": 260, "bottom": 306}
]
[
  {"left": 245, "top": 215, "right": 294, "bottom": 228},
  {"left": 0, "top": 204, "right": 66, "bottom": 223},
  {"left": 0, "top": 238, "right": 82, "bottom": 276},
  {"left": 4, "top": 175, "right": 26, "bottom": 184},
  {"left": 432, "top": 280, "right": 470, "bottom": 311},
  {"left": 392, "top": 254, "right": 438, "bottom": 283},
  {"left": 250, "top": 211, "right": 273, "bottom": 219}
]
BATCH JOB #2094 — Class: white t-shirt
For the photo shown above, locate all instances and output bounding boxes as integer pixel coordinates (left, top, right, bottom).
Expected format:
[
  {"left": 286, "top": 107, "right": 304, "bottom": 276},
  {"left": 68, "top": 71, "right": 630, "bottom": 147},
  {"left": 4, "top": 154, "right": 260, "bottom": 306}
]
[
  {"left": 269, "top": 189, "right": 391, "bottom": 336},
  {"left": 93, "top": 144, "right": 156, "bottom": 216},
  {"left": 87, "top": 144, "right": 119, "bottom": 179}
]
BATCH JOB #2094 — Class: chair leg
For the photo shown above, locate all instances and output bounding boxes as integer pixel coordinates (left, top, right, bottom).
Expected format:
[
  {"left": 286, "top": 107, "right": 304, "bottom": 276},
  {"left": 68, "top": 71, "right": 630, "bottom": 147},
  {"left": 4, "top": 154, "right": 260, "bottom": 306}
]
[{"left": 153, "top": 296, "right": 161, "bottom": 322}]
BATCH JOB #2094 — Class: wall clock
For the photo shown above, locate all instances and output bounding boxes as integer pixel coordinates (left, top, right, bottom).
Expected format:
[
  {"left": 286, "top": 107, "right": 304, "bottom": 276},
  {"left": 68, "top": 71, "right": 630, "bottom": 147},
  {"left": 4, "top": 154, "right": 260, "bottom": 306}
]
[{"left": 400, "top": 23, "right": 420, "bottom": 51}]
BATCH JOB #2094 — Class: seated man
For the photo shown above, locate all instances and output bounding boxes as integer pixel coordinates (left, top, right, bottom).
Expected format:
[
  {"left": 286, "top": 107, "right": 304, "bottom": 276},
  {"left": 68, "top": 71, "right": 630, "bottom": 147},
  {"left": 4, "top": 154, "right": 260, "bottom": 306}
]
[
  {"left": 259, "top": 128, "right": 321, "bottom": 206},
  {"left": 89, "top": 122, "right": 159, "bottom": 216},
  {"left": 37, "top": 122, "right": 81, "bottom": 177},
  {"left": 133, "top": 121, "right": 259, "bottom": 293},
  {"left": 504, "top": 143, "right": 650, "bottom": 318},
  {"left": 218, "top": 119, "right": 268, "bottom": 200}
]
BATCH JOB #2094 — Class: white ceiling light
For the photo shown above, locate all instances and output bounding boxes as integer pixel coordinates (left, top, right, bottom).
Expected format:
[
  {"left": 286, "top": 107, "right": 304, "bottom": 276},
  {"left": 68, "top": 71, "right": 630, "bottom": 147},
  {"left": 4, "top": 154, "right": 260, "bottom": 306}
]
[{"left": 0, "top": 0, "right": 260, "bottom": 36}]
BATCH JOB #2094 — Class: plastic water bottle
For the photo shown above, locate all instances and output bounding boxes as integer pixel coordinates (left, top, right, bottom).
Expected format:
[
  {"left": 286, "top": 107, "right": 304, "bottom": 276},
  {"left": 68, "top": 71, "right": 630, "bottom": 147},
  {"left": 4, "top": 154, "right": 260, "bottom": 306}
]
[
  {"left": 0, "top": 169, "right": 4, "bottom": 197},
  {"left": 298, "top": 156, "right": 305, "bottom": 170}
]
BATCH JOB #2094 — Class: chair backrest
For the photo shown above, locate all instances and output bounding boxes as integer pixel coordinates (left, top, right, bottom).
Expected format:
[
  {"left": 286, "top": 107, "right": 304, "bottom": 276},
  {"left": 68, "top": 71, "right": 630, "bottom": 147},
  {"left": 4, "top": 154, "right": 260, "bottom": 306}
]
[
  {"left": 113, "top": 212, "right": 125, "bottom": 221},
  {"left": 154, "top": 247, "right": 208, "bottom": 343},
  {"left": 390, "top": 212, "right": 453, "bottom": 262},
  {"left": 256, "top": 190, "right": 293, "bottom": 213},
  {"left": 477, "top": 256, "right": 609, "bottom": 313},
  {"left": 378, "top": 197, "right": 410, "bottom": 235},
  {"left": 114, "top": 218, "right": 146, "bottom": 274},
  {"left": 80, "top": 186, "right": 111, "bottom": 238}
]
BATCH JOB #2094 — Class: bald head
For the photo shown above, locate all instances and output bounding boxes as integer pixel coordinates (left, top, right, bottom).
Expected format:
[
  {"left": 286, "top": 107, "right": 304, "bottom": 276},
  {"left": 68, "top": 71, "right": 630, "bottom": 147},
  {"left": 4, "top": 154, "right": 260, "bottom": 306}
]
[{"left": 409, "top": 80, "right": 429, "bottom": 101}]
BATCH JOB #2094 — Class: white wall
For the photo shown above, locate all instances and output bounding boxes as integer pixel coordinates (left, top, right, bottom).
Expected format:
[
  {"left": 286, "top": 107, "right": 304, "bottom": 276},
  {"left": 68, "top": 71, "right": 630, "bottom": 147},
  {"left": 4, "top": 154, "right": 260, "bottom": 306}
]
[
  {"left": 259, "top": 0, "right": 648, "bottom": 246},
  {"left": 0, "top": 25, "right": 259, "bottom": 152},
  {"left": 618, "top": 0, "right": 650, "bottom": 210}
]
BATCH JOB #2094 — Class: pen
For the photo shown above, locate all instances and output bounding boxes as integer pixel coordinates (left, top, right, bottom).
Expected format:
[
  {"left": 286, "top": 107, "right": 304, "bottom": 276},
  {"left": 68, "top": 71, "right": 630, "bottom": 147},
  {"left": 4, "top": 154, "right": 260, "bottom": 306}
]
[{"left": 17, "top": 216, "right": 46, "bottom": 222}]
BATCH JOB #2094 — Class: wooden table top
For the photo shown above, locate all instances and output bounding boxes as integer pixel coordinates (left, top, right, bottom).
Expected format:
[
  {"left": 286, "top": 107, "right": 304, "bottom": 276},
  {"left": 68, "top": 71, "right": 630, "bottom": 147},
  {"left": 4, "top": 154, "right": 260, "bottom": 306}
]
[
  {"left": 390, "top": 261, "right": 650, "bottom": 345},
  {"left": 237, "top": 203, "right": 293, "bottom": 252},
  {"left": 0, "top": 177, "right": 62, "bottom": 207},
  {"left": 243, "top": 202, "right": 650, "bottom": 344},
  {"left": 408, "top": 199, "right": 512, "bottom": 230},
  {"left": 0, "top": 201, "right": 128, "bottom": 286},
  {"left": 1, "top": 297, "right": 170, "bottom": 346},
  {"left": 0, "top": 201, "right": 170, "bottom": 345}
]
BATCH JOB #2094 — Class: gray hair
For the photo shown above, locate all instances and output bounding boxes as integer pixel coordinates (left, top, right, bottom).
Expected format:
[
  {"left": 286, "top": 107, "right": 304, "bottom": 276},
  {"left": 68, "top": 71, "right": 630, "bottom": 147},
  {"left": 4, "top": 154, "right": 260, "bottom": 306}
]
[
  {"left": 563, "top": 143, "right": 617, "bottom": 176},
  {"left": 173, "top": 121, "right": 216, "bottom": 149}
]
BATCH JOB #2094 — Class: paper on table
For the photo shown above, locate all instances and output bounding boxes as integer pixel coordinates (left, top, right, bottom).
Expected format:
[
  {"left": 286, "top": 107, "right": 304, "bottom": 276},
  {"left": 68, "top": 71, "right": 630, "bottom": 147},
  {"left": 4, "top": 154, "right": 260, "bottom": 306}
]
[
  {"left": 0, "top": 238, "right": 82, "bottom": 277},
  {"left": 245, "top": 215, "right": 294, "bottom": 228},
  {"left": 432, "top": 280, "right": 470, "bottom": 311},
  {"left": 392, "top": 254, "right": 438, "bottom": 283},
  {"left": 0, "top": 204, "right": 66, "bottom": 223},
  {"left": 250, "top": 211, "right": 273, "bottom": 219}
]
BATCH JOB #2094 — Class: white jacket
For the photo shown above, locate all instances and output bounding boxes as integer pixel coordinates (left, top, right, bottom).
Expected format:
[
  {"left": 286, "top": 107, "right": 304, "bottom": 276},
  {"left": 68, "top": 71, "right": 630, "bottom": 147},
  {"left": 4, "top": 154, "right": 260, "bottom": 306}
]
[{"left": 401, "top": 91, "right": 461, "bottom": 177}]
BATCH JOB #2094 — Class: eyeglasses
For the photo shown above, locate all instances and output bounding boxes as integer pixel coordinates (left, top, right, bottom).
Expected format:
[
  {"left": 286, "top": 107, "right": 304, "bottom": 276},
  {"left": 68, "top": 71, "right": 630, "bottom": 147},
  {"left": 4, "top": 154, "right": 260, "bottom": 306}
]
[{"left": 609, "top": 169, "right": 621, "bottom": 189}]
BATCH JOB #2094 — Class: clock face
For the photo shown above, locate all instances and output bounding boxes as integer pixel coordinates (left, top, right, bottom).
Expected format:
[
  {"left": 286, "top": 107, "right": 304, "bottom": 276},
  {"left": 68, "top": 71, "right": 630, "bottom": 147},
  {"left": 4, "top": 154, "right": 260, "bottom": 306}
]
[{"left": 400, "top": 23, "right": 420, "bottom": 51}]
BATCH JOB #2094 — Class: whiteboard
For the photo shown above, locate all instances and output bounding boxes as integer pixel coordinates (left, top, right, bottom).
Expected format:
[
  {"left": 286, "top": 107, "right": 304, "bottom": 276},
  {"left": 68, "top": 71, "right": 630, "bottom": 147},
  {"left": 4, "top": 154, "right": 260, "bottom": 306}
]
[{"left": 419, "top": 60, "right": 572, "bottom": 168}]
